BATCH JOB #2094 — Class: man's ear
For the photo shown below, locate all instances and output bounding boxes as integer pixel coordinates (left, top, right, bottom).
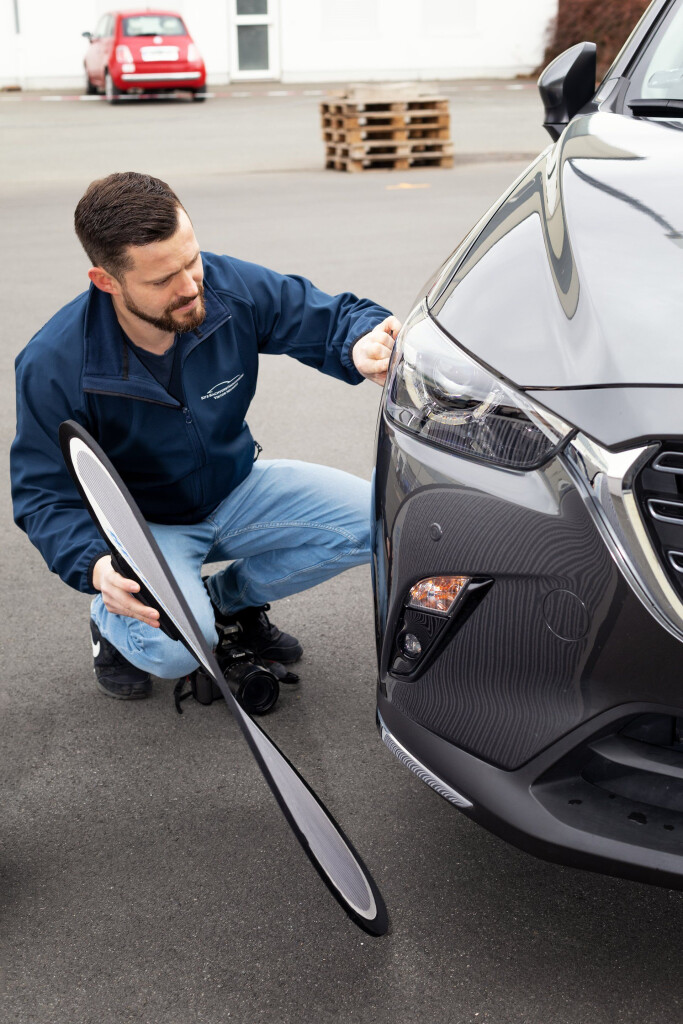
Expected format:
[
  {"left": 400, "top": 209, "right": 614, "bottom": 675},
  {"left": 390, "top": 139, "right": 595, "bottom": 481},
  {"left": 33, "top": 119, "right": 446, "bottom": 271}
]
[{"left": 88, "top": 267, "right": 121, "bottom": 295}]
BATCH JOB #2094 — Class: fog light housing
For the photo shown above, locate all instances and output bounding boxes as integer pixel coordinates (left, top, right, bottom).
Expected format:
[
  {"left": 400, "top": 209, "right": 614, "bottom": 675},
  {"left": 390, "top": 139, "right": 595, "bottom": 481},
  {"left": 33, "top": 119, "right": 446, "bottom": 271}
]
[
  {"left": 408, "top": 575, "right": 470, "bottom": 614},
  {"left": 400, "top": 632, "right": 423, "bottom": 659},
  {"left": 390, "top": 575, "right": 491, "bottom": 679}
]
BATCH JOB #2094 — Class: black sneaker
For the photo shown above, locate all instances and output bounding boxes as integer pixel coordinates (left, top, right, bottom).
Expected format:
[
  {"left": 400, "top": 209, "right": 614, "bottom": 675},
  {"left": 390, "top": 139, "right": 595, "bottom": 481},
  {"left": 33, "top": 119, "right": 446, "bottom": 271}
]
[
  {"left": 230, "top": 604, "right": 303, "bottom": 664},
  {"left": 205, "top": 586, "right": 303, "bottom": 664},
  {"left": 90, "top": 620, "right": 152, "bottom": 699}
]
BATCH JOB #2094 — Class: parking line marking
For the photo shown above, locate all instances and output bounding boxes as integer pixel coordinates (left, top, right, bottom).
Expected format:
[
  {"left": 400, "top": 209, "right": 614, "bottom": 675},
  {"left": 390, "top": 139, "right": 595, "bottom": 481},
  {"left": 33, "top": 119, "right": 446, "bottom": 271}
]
[{"left": 386, "top": 183, "right": 431, "bottom": 190}]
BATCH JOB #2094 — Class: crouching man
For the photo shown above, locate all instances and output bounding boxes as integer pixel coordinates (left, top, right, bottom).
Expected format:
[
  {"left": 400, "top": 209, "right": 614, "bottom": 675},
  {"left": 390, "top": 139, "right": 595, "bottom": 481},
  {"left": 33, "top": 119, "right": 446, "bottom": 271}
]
[{"left": 11, "top": 172, "right": 400, "bottom": 699}]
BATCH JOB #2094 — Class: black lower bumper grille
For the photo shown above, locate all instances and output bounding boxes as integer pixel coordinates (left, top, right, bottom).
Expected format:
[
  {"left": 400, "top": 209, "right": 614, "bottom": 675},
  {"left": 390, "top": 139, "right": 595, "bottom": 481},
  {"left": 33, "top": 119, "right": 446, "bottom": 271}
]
[
  {"left": 635, "top": 444, "right": 683, "bottom": 602},
  {"left": 534, "top": 714, "right": 683, "bottom": 858}
]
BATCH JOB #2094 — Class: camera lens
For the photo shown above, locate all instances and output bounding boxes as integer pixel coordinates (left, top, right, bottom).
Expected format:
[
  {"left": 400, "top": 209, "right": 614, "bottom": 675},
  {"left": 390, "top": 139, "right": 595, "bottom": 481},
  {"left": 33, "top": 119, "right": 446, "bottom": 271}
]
[{"left": 227, "top": 662, "right": 279, "bottom": 715}]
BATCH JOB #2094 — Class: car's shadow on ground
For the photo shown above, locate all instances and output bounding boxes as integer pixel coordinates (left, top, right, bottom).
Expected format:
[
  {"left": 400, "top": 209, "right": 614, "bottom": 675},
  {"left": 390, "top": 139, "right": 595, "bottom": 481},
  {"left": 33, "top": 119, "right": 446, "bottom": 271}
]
[{"left": 388, "top": 779, "right": 682, "bottom": 1003}]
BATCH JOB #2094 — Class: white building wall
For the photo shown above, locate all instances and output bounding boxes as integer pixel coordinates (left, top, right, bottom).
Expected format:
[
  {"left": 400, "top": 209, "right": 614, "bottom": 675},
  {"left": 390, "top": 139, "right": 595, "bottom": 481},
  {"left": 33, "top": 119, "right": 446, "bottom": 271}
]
[
  {"left": 0, "top": 0, "right": 557, "bottom": 90},
  {"left": 2, "top": 1, "right": 102, "bottom": 90},
  {"left": 279, "top": 0, "right": 557, "bottom": 81}
]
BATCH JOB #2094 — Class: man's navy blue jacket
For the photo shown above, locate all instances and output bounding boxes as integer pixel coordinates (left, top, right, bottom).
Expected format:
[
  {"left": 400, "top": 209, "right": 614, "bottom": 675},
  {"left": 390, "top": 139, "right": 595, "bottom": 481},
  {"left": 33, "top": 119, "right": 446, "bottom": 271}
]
[{"left": 11, "top": 253, "right": 390, "bottom": 594}]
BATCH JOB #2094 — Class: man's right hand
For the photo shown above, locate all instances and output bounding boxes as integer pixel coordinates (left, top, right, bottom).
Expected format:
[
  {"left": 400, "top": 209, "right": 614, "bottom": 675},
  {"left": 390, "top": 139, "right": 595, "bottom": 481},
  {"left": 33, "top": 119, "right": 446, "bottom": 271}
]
[{"left": 92, "top": 555, "right": 160, "bottom": 627}]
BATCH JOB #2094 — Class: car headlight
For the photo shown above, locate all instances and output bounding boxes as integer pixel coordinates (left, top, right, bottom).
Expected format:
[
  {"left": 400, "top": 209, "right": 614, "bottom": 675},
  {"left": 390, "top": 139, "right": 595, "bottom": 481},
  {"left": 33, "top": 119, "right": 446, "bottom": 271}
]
[{"left": 385, "top": 302, "right": 574, "bottom": 470}]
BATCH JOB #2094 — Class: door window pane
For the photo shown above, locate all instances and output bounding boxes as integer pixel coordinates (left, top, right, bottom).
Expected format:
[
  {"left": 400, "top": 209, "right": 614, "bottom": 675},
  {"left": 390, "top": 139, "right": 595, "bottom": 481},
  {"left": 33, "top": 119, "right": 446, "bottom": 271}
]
[
  {"left": 237, "top": 0, "right": 268, "bottom": 15},
  {"left": 237, "top": 24, "right": 269, "bottom": 71}
]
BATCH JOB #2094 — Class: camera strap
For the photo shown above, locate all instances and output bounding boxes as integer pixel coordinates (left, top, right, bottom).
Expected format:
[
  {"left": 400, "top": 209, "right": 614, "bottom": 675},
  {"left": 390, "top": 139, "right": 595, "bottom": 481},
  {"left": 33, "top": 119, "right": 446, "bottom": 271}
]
[{"left": 173, "top": 671, "right": 222, "bottom": 713}]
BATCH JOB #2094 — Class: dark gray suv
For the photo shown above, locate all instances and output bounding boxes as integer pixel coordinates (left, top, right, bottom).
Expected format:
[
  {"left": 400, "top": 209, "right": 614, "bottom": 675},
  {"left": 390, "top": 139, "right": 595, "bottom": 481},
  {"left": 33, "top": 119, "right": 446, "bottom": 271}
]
[{"left": 374, "top": 0, "right": 683, "bottom": 890}]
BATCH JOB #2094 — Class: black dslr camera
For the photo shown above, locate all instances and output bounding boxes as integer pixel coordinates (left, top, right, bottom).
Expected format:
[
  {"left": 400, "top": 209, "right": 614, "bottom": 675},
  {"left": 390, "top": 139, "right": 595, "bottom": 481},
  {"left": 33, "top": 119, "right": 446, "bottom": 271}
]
[{"left": 175, "top": 623, "right": 298, "bottom": 716}]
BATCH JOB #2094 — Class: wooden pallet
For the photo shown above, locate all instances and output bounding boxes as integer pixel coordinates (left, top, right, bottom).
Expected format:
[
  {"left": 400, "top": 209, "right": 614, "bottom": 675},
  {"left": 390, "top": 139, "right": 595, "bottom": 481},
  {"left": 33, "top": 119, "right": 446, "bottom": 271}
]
[
  {"left": 323, "top": 112, "right": 450, "bottom": 126},
  {"left": 321, "top": 88, "right": 452, "bottom": 172},
  {"left": 320, "top": 99, "right": 449, "bottom": 119},
  {"left": 332, "top": 82, "right": 442, "bottom": 102},
  {"left": 326, "top": 140, "right": 453, "bottom": 160},
  {"left": 325, "top": 152, "right": 454, "bottom": 173},
  {"left": 322, "top": 124, "right": 451, "bottom": 144}
]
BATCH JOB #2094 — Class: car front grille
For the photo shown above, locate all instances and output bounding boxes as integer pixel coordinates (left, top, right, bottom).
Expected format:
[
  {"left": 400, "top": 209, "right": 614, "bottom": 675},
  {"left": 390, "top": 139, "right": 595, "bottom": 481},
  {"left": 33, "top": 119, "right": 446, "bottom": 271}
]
[{"left": 635, "top": 445, "right": 683, "bottom": 603}]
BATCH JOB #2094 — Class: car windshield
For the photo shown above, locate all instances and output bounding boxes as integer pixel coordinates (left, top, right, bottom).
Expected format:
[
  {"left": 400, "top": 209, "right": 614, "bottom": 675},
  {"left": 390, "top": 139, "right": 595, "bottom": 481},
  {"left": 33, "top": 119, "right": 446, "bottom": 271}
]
[
  {"left": 122, "top": 15, "right": 186, "bottom": 37},
  {"left": 627, "top": 1, "right": 683, "bottom": 101}
]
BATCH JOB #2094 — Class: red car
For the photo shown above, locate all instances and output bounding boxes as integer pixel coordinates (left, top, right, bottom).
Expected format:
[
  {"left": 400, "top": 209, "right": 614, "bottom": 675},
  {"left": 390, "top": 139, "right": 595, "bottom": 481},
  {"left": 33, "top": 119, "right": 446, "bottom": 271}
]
[{"left": 83, "top": 9, "right": 207, "bottom": 102}]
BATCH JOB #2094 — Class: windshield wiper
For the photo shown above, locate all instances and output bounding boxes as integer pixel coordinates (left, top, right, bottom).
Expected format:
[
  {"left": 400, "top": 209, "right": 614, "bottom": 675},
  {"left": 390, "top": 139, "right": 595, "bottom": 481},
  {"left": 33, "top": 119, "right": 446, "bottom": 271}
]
[{"left": 628, "top": 97, "right": 683, "bottom": 116}]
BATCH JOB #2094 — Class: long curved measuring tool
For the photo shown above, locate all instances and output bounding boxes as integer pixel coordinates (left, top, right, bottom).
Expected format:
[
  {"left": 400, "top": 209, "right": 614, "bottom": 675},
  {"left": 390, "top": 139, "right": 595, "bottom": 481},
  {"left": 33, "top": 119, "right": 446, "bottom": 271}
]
[{"left": 59, "top": 419, "right": 388, "bottom": 936}]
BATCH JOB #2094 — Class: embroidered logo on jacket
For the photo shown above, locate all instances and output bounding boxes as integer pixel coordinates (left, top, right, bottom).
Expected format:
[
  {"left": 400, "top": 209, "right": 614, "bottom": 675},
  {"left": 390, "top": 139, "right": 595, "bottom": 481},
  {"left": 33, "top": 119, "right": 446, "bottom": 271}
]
[{"left": 201, "top": 374, "right": 244, "bottom": 400}]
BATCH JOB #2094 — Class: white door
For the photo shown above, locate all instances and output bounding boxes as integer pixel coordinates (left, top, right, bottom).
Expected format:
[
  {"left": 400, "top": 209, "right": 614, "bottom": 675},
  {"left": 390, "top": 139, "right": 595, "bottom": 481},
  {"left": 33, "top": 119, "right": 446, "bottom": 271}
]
[{"left": 229, "top": 0, "right": 280, "bottom": 81}]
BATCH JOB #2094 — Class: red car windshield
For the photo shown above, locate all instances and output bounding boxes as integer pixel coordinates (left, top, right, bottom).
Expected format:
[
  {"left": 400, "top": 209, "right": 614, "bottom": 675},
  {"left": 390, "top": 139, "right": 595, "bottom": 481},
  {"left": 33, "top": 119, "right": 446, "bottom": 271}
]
[{"left": 122, "top": 14, "right": 186, "bottom": 37}]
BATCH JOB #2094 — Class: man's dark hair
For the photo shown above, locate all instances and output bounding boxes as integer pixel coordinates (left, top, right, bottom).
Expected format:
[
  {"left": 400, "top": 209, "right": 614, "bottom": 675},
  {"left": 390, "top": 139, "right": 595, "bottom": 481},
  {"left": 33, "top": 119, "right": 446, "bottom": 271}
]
[{"left": 74, "top": 171, "right": 184, "bottom": 278}]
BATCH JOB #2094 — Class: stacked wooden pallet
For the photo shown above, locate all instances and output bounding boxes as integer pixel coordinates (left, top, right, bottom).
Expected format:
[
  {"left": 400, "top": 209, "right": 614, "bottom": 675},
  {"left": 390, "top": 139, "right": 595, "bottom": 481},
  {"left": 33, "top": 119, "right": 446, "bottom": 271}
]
[{"left": 321, "top": 85, "right": 453, "bottom": 172}]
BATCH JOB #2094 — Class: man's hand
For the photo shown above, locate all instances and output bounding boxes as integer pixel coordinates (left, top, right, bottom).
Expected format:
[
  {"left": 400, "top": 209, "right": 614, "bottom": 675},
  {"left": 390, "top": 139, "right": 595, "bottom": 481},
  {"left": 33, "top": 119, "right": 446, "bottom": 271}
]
[
  {"left": 92, "top": 554, "right": 160, "bottom": 628},
  {"left": 352, "top": 315, "right": 402, "bottom": 386}
]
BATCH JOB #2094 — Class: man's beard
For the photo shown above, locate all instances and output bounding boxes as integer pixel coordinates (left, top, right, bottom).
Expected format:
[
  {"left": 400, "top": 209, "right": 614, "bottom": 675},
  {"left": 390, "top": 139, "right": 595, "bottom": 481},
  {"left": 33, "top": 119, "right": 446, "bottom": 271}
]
[{"left": 121, "top": 280, "right": 206, "bottom": 333}]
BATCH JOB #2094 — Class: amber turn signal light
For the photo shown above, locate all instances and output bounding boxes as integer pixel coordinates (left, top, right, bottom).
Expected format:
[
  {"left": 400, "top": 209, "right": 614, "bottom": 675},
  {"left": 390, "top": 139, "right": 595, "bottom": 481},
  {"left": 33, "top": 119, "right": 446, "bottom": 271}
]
[{"left": 408, "top": 575, "right": 470, "bottom": 614}]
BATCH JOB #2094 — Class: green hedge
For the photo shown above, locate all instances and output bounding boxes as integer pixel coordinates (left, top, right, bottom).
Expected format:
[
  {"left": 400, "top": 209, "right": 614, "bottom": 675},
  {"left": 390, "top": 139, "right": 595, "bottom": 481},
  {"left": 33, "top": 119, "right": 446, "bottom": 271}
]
[{"left": 539, "top": 0, "right": 652, "bottom": 77}]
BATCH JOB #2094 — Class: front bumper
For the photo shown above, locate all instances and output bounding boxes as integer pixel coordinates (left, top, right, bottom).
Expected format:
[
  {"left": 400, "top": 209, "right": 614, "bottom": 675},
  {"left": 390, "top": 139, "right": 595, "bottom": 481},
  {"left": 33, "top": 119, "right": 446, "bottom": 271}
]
[
  {"left": 378, "top": 697, "right": 683, "bottom": 890},
  {"left": 374, "top": 414, "right": 683, "bottom": 887}
]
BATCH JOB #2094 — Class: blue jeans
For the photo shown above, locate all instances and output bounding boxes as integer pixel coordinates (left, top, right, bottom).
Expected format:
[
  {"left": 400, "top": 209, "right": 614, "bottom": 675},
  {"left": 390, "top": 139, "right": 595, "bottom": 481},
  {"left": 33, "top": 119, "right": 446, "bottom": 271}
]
[{"left": 91, "top": 460, "right": 371, "bottom": 679}]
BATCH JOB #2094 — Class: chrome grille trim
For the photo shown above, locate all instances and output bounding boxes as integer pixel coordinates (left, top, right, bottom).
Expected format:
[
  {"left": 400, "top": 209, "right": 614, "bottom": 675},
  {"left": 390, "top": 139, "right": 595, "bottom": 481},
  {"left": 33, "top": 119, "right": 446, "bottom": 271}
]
[
  {"left": 669, "top": 552, "right": 683, "bottom": 573},
  {"left": 647, "top": 498, "right": 683, "bottom": 523},
  {"left": 653, "top": 452, "right": 683, "bottom": 474},
  {"left": 378, "top": 712, "right": 473, "bottom": 809},
  {"left": 563, "top": 436, "right": 683, "bottom": 644}
]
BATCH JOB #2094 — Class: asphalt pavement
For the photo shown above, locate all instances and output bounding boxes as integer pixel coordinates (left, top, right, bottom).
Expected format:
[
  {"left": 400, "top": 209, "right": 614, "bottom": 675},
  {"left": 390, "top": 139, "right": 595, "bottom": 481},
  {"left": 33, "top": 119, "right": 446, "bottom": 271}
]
[{"left": 2, "top": 82, "right": 681, "bottom": 1024}]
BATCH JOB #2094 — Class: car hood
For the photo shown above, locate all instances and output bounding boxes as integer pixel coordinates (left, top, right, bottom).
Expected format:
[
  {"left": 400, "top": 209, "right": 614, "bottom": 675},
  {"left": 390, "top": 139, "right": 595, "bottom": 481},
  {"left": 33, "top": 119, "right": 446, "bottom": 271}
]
[{"left": 430, "top": 111, "right": 683, "bottom": 394}]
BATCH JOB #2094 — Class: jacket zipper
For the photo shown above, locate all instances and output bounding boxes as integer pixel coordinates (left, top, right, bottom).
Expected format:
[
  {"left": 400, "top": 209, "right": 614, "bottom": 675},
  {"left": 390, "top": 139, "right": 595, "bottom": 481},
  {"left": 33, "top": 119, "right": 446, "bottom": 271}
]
[
  {"left": 181, "top": 402, "right": 206, "bottom": 508},
  {"left": 83, "top": 388, "right": 178, "bottom": 408}
]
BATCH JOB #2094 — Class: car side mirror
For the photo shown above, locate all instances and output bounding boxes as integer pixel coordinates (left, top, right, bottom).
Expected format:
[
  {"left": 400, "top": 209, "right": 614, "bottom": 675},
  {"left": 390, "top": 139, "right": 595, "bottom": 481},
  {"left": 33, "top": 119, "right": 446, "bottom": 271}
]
[
  {"left": 538, "top": 41, "right": 597, "bottom": 141},
  {"left": 82, "top": 31, "right": 93, "bottom": 41}
]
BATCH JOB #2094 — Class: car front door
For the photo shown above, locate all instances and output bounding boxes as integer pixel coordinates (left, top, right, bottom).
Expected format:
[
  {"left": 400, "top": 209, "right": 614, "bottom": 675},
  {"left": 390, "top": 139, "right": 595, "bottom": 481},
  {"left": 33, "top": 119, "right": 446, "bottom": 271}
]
[
  {"left": 85, "top": 14, "right": 110, "bottom": 86},
  {"left": 100, "top": 15, "right": 116, "bottom": 82}
]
